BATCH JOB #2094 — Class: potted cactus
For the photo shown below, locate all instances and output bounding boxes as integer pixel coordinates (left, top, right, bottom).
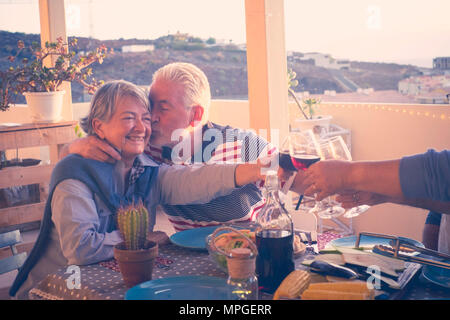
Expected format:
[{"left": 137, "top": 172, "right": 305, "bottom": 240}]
[{"left": 113, "top": 202, "right": 158, "bottom": 288}]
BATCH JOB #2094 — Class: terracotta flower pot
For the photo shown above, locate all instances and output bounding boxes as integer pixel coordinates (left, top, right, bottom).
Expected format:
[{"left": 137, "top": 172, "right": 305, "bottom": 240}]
[{"left": 113, "top": 240, "right": 158, "bottom": 288}]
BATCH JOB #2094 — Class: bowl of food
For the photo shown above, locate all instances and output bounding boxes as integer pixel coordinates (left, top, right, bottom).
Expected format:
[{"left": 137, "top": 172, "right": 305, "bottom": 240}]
[
  {"left": 206, "top": 228, "right": 256, "bottom": 273},
  {"left": 206, "top": 226, "right": 306, "bottom": 274}
]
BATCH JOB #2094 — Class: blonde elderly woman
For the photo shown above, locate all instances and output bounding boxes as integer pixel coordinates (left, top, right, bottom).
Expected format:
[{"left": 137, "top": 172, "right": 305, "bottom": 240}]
[{"left": 10, "top": 80, "right": 264, "bottom": 299}]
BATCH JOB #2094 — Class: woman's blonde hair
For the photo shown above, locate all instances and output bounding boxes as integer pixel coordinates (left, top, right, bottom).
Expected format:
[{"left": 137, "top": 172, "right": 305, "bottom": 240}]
[
  {"left": 80, "top": 80, "right": 149, "bottom": 135},
  {"left": 152, "top": 62, "right": 211, "bottom": 120}
]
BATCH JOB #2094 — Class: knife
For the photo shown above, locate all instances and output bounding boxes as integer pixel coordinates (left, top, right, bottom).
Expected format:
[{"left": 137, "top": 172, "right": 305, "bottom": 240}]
[{"left": 310, "top": 260, "right": 358, "bottom": 279}]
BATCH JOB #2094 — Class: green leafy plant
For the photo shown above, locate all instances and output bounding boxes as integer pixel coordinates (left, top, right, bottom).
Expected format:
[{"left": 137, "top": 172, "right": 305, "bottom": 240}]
[
  {"left": 116, "top": 202, "right": 149, "bottom": 250},
  {"left": 287, "top": 69, "right": 321, "bottom": 120},
  {"left": 302, "top": 97, "right": 321, "bottom": 119},
  {"left": 0, "top": 37, "right": 112, "bottom": 111},
  {"left": 74, "top": 123, "right": 85, "bottom": 138}
]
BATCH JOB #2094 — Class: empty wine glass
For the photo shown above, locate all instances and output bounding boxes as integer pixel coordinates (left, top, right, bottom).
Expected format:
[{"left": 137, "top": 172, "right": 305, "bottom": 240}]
[
  {"left": 310, "top": 137, "right": 347, "bottom": 219},
  {"left": 330, "top": 136, "right": 370, "bottom": 218},
  {"left": 315, "top": 136, "right": 370, "bottom": 218}
]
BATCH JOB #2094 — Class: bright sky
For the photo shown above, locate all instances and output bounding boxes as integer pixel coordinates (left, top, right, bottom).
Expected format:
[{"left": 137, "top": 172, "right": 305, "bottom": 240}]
[{"left": 0, "top": 0, "right": 449, "bottom": 68}]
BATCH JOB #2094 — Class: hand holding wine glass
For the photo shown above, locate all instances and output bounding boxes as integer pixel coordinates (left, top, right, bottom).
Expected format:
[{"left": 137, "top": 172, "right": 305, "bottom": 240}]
[
  {"left": 303, "top": 136, "right": 371, "bottom": 218},
  {"left": 279, "top": 130, "right": 321, "bottom": 210},
  {"left": 302, "top": 159, "right": 351, "bottom": 200},
  {"left": 309, "top": 137, "right": 348, "bottom": 219},
  {"left": 331, "top": 136, "right": 371, "bottom": 218}
]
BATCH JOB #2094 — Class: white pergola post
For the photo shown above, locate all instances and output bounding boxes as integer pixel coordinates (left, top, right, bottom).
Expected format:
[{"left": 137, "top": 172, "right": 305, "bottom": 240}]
[
  {"left": 39, "top": 0, "right": 73, "bottom": 121},
  {"left": 245, "top": 0, "right": 289, "bottom": 145}
]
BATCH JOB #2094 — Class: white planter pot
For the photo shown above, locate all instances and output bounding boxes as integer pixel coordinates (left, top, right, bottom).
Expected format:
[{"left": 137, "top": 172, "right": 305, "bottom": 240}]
[
  {"left": 23, "top": 90, "right": 65, "bottom": 123},
  {"left": 293, "top": 115, "right": 333, "bottom": 134}
]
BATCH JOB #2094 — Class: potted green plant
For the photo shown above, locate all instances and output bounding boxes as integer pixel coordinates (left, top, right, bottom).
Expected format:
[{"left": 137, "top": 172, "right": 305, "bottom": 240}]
[
  {"left": 0, "top": 37, "right": 111, "bottom": 122},
  {"left": 113, "top": 202, "right": 158, "bottom": 288},
  {"left": 287, "top": 69, "right": 332, "bottom": 133}
]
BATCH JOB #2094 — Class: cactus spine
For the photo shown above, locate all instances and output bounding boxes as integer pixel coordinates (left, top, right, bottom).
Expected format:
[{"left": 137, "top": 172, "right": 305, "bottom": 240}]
[{"left": 116, "top": 202, "right": 149, "bottom": 250}]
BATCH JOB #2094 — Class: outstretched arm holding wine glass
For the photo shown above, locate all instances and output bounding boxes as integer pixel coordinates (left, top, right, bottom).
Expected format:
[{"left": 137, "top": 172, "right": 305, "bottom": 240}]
[
  {"left": 302, "top": 159, "right": 402, "bottom": 200},
  {"left": 301, "top": 149, "right": 450, "bottom": 213}
]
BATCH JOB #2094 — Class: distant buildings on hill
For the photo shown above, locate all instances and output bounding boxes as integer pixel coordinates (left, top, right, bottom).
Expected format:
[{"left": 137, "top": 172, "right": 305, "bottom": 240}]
[
  {"left": 294, "top": 53, "right": 450, "bottom": 104},
  {"left": 121, "top": 44, "right": 155, "bottom": 53},
  {"left": 288, "top": 52, "right": 350, "bottom": 70},
  {"left": 433, "top": 57, "right": 450, "bottom": 71},
  {"left": 398, "top": 74, "right": 450, "bottom": 104}
]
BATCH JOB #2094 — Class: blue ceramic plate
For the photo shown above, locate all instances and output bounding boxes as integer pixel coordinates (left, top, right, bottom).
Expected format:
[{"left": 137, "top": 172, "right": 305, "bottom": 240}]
[
  {"left": 422, "top": 265, "right": 450, "bottom": 288},
  {"left": 169, "top": 226, "right": 220, "bottom": 251},
  {"left": 125, "top": 276, "right": 229, "bottom": 300},
  {"left": 329, "top": 235, "right": 424, "bottom": 252},
  {"left": 169, "top": 224, "right": 257, "bottom": 251}
]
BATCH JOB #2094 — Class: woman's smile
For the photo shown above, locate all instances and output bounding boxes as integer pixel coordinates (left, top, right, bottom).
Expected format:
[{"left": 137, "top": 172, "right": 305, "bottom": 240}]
[
  {"left": 125, "top": 134, "right": 146, "bottom": 143},
  {"left": 95, "top": 95, "right": 151, "bottom": 165}
]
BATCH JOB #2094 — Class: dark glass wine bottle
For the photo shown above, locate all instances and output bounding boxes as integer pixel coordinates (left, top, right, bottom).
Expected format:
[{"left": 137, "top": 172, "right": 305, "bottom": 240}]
[{"left": 255, "top": 171, "right": 295, "bottom": 294}]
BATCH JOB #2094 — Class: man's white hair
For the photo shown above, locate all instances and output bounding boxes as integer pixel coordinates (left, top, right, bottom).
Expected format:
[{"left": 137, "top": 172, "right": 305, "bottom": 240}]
[{"left": 152, "top": 62, "right": 211, "bottom": 121}]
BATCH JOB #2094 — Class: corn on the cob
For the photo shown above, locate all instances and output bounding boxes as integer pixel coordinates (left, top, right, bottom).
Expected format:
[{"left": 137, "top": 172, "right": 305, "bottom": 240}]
[
  {"left": 301, "top": 281, "right": 375, "bottom": 300},
  {"left": 301, "top": 289, "right": 372, "bottom": 300},
  {"left": 308, "top": 281, "right": 369, "bottom": 293},
  {"left": 273, "top": 270, "right": 311, "bottom": 300}
]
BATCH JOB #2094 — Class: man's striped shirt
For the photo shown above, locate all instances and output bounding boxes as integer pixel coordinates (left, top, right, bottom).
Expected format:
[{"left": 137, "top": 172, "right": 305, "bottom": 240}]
[{"left": 144, "top": 122, "right": 277, "bottom": 231}]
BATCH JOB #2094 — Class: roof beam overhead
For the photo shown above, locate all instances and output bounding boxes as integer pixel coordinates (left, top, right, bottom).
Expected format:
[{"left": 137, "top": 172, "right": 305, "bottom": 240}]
[
  {"left": 245, "top": 0, "right": 289, "bottom": 144},
  {"left": 39, "top": 0, "right": 73, "bottom": 121}
]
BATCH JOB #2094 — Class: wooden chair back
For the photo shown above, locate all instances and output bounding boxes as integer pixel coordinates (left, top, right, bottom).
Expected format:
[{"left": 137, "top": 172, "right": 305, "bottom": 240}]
[{"left": 0, "top": 230, "right": 27, "bottom": 275}]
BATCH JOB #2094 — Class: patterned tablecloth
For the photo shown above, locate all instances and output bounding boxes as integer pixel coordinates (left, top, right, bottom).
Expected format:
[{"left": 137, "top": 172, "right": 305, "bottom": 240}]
[
  {"left": 29, "top": 231, "right": 336, "bottom": 300},
  {"left": 29, "top": 242, "right": 229, "bottom": 300},
  {"left": 28, "top": 232, "right": 450, "bottom": 300}
]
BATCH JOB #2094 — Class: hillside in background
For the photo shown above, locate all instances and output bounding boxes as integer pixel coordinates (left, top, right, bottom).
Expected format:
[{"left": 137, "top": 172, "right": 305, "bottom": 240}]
[{"left": 0, "top": 31, "right": 427, "bottom": 102}]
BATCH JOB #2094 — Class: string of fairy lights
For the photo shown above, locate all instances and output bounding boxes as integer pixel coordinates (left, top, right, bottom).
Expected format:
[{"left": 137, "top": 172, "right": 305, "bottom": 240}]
[{"left": 316, "top": 103, "right": 450, "bottom": 121}]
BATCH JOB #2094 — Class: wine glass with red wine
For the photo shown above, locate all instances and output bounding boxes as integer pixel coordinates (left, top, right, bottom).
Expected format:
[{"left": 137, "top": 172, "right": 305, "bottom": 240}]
[
  {"left": 280, "top": 130, "right": 321, "bottom": 172},
  {"left": 279, "top": 130, "right": 321, "bottom": 210},
  {"left": 290, "top": 130, "right": 321, "bottom": 172}
]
